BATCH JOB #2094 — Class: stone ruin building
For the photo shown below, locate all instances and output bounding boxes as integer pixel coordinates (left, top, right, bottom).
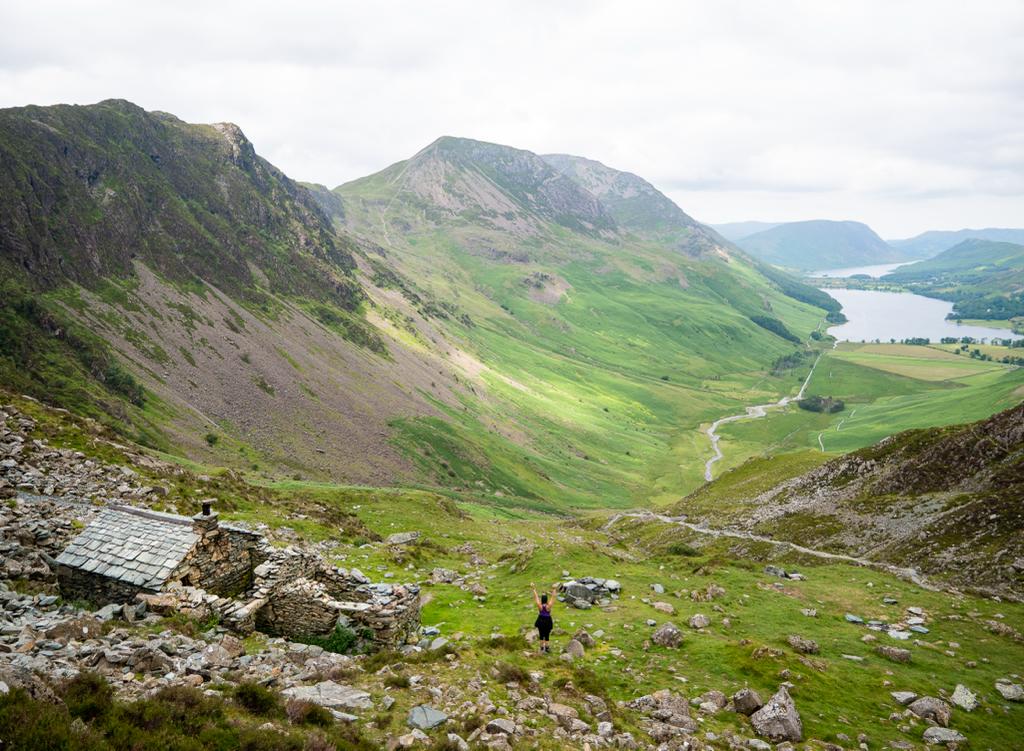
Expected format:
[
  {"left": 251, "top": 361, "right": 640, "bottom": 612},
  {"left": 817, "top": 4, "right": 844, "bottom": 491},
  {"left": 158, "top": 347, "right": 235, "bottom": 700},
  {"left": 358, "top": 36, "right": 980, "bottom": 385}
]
[{"left": 55, "top": 501, "right": 420, "bottom": 648}]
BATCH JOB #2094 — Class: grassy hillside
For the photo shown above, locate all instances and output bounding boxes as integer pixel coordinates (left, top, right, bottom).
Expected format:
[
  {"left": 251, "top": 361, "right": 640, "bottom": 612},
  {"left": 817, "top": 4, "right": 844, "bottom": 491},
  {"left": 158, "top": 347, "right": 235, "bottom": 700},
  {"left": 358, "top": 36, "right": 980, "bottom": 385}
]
[
  {"left": 736, "top": 220, "right": 907, "bottom": 271},
  {"left": 8, "top": 392, "right": 1024, "bottom": 751},
  {"left": 334, "top": 136, "right": 842, "bottom": 506},
  {"left": 883, "top": 239, "right": 1024, "bottom": 321}
]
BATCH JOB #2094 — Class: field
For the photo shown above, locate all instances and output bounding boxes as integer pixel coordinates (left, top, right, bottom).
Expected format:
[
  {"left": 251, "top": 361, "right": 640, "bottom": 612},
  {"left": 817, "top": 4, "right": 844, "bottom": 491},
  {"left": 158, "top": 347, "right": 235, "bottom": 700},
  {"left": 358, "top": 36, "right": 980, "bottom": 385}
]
[{"left": 701, "top": 343, "right": 1024, "bottom": 483}]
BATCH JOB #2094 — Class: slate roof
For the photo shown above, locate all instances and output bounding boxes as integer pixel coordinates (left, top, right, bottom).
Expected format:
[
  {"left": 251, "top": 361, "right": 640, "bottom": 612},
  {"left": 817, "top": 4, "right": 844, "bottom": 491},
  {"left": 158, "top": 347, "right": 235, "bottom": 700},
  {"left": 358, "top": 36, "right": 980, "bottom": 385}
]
[{"left": 55, "top": 506, "right": 198, "bottom": 590}]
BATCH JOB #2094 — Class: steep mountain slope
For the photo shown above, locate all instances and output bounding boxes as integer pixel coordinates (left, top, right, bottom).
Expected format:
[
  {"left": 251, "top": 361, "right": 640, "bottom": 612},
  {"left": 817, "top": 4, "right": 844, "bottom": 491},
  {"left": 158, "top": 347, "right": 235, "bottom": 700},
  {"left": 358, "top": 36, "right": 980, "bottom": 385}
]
[
  {"left": 736, "top": 220, "right": 905, "bottom": 270},
  {"left": 0, "top": 100, "right": 447, "bottom": 483},
  {"left": 883, "top": 239, "right": 1024, "bottom": 321},
  {"left": 890, "top": 227, "right": 1024, "bottom": 258},
  {"left": 334, "top": 136, "right": 838, "bottom": 504},
  {"left": 676, "top": 401, "right": 1024, "bottom": 598},
  {"left": 0, "top": 109, "right": 842, "bottom": 508},
  {"left": 541, "top": 153, "right": 725, "bottom": 254},
  {"left": 709, "top": 220, "right": 782, "bottom": 242}
]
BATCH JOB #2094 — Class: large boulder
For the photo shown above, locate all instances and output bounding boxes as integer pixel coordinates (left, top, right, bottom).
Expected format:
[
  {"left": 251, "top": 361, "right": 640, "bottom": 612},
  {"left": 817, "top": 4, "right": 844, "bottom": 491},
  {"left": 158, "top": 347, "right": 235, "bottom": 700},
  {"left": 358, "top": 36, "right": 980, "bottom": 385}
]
[
  {"left": 386, "top": 531, "right": 420, "bottom": 546},
  {"left": 908, "top": 696, "right": 951, "bottom": 727},
  {"left": 731, "top": 688, "right": 764, "bottom": 716},
  {"left": 651, "top": 622, "right": 683, "bottom": 648},
  {"left": 923, "top": 727, "right": 967, "bottom": 746},
  {"left": 561, "top": 580, "right": 598, "bottom": 604},
  {"left": 950, "top": 684, "right": 977, "bottom": 711},
  {"left": 408, "top": 705, "right": 448, "bottom": 730},
  {"left": 995, "top": 679, "right": 1023, "bottom": 702},
  {"left": 282, "top": 681, "right": 373, "bottom": 711},
  {"left": 750, "top": 686, "right": 803, "bottom": 742}
]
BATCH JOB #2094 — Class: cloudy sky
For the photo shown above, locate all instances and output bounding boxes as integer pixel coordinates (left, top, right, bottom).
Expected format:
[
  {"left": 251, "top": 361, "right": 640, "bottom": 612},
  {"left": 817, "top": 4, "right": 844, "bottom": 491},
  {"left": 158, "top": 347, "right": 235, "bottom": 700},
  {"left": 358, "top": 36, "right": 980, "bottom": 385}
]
[{"left": 2, "top": 1, "right": 1021, "bottom": 237}]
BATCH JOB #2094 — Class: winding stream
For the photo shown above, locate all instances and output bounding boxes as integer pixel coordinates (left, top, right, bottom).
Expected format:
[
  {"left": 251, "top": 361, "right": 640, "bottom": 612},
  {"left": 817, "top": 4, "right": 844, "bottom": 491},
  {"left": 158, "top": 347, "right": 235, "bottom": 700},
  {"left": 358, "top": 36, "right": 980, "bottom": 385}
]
[{"left": 703, "top": 352, "right": 822, "bottom": 481}]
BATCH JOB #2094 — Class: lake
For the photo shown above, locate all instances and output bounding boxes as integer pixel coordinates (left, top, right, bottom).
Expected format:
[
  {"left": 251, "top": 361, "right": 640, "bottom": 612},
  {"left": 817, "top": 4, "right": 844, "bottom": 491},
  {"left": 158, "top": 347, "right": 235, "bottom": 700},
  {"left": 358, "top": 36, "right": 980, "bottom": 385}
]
[
  {"left": 812, "top": 262, "right": 912, "bottom": 278},
  {"left": 824, "top": 288, "right": 1022, "bottom": 342}
]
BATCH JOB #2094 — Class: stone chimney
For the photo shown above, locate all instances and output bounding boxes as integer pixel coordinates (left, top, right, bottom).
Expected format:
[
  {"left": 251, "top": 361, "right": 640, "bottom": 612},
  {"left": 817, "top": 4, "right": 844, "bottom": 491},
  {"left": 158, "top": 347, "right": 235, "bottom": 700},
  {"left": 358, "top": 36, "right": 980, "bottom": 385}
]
[{"left": 192, "top": 498, "right": 219, "bottom": 535}]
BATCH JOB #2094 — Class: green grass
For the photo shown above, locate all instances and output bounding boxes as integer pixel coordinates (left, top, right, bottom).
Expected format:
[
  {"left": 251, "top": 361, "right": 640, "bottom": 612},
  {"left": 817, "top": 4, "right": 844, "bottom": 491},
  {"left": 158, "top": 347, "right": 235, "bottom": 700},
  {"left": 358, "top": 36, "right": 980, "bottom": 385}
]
[
  {"left": 12, "top": 393, "right": 1023, "bottom": 750},
  {"left": 707, "top": 345, "right": 1024, "bottom": 468}
]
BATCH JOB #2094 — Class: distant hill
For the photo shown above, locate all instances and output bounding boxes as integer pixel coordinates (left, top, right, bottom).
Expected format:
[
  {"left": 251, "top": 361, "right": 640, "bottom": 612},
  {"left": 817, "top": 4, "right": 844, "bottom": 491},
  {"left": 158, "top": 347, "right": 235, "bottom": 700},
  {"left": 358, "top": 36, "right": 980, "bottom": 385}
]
[
  {"left": 890, "top": 227, "right": 1024, "bottom": 258},
  {"left": 734, "top": 220, "right": 906, "bottom": 271},
  {"left": 883, "top": 239, "right": 1024, "bottom": 321},
  {"left": 709, "top": 221, "right": 783, "bottom": 242}
]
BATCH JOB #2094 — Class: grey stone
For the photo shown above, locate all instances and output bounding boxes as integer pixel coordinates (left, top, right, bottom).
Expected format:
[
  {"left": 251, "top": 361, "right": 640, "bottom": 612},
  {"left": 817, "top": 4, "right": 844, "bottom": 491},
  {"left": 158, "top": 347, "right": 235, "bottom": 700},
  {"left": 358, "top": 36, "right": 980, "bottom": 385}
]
[
  {"left": 282, "top": 681, "right": 373, "bottom": 711},
  {"left": 385, "top": 531, "right": 420, "bottom": 546},
  {"left": 689, "top": 613, "right": 710, "bottom": 629},
  {"left": 908, "top": 697, "right": 951, "bottom": 727},
  {"left": 922, "top": 727, "right": 966, "bottom": 745},
  {"left": 950, "top": 684, "right": 977, "bottom": 711},
  {"left": 750, "top": 686, "right": 802, "bottom": 742},
  {"left": 651, "top": 622, "right": 682, "bottom": 648},
  {"left": 787, "top": 635, "right": 818, "bottom": 654},
  {"left": 845, "top": 613, "right": 864, "bottom": 624},
  {"left": 877, "top": 645, "right": 911, "bottom": 663},
  {"left": 891, "top": 691, "right": 918, "bottom": 705},
  {"left": 94, "top": 604, "right": 122, "bottom": 621},
  {"left": 564, "top": 638, "right": 585, "bottom": 658},
  {"left": 408, "top": 704, "right": 448, "bottom": 730},
  {"left": 731, "top": 688, "right": 764, "bottom": 715},
  {"left": 485, "top": 718, "right": 516, "bottom": 735},
  {"left": 995, "top": 680, "right": 1023, "bottom": 701}
]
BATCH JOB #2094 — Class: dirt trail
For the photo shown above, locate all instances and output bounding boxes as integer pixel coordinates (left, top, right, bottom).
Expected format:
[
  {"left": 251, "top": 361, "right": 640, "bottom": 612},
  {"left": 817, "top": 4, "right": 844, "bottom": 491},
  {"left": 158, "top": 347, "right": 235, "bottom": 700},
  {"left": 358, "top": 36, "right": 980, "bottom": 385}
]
[
  {"left": 604, "top": 510, "right": 941, "bottom": 592},
  {"left": 703, "top": 353, "right": 822, "bottom": 481}
]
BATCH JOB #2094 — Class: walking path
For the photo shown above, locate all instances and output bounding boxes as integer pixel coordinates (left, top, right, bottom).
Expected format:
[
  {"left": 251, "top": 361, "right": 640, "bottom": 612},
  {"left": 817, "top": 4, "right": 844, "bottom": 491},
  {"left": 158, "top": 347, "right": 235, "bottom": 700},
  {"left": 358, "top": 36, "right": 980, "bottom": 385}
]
[
  {"left": 604, "top": 510, "right": 940, "bottom": 592},
  {"left": 703, "top": 353, "right": 822, "bottom": 481}
]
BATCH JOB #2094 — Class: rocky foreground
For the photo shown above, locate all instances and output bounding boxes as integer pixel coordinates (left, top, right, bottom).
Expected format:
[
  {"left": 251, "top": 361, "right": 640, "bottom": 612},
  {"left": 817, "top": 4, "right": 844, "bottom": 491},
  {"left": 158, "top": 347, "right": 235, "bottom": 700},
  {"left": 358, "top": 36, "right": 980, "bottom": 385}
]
[{"left": 2, "top": 399, "right": 1024, "bottom": 750}]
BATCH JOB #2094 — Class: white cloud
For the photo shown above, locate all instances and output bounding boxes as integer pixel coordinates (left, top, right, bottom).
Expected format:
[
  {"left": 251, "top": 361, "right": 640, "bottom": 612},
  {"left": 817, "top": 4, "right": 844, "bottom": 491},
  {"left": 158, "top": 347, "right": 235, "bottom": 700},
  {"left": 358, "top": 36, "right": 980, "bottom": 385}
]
[{"left": 1, "top": 0, "right": 1021, "bottom": 236}]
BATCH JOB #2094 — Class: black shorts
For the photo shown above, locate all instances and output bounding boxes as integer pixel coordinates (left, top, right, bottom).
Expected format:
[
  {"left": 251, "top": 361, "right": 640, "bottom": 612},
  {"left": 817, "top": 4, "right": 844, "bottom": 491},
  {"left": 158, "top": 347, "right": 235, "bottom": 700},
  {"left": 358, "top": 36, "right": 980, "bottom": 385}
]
[{"left": 535, "top": 616, "right": 553, "bottom": 640}]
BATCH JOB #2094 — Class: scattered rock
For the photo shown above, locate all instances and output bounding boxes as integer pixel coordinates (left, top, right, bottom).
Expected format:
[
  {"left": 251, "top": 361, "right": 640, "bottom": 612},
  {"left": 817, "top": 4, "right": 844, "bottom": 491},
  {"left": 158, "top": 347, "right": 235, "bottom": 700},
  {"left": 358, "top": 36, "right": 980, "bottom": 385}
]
[
  {"left": 688, "top": 613, "right": 710, "bottom": 629},
  {"left": 950, "top": 684, "right": 977, "bottom": 711},
  {"left": 786, "top": 635, "right": 818, "bottom": 654},
  {"left": 385, "top": 531, "right": 421, "bottom": 546},
  {"left": 282, "top": 681, "right": 372, "bottom": 711},
  {"left": 407, "top": 704, "right": 448, "bottom": 730},
  {"left": 908, "top": 696, "right": 951, "bottom": 727},
  {"left": 731, "top": 688, "right": 764, "bottom": 716},
  {"left": 995, "top": 679, "right": 1023, "bottom": 701},
  {"left": 750, "top": 686, "right": 802, "bottom": 742},
  {"left": 922, "top": 727, "right": 966, "bottom": 746},
  {"left": 485, "top": 718, "right": 516, "bottom": 735},
  {"left": 651, "top": 622, "right": 682, "bottom": 648},
  {"left": 564, "top": 638, "right": 585, "bottom": 659},
  {"left": 653, "top": 601, "right": 675, "bottom": 615},
  {"left": 877, "top": 645, "right": 911, "bottom": 663},
  {"left": 891, "top": 691, "right": 918, "bottom": 706}
]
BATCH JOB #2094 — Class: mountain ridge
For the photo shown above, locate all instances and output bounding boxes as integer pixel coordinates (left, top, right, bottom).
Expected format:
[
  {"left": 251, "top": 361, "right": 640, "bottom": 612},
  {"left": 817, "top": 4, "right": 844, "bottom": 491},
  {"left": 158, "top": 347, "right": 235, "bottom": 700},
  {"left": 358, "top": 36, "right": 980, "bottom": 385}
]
[
  {"left": 890, "top": 227, "right": 1024, "bottom": 258},
  {"left": 734, "top": 219, "right": 907, "bottom": 270}
]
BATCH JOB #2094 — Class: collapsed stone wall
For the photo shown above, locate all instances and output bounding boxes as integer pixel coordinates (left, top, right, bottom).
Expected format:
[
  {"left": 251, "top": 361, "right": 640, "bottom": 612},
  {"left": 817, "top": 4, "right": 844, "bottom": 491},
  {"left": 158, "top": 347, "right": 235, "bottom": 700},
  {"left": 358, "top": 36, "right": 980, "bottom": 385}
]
[
  {"left": 170, "top": 514, "right": 268, "bottom": 598},
  {"left": 242, "top": 547, "right": 421, "bottom": 647}
]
